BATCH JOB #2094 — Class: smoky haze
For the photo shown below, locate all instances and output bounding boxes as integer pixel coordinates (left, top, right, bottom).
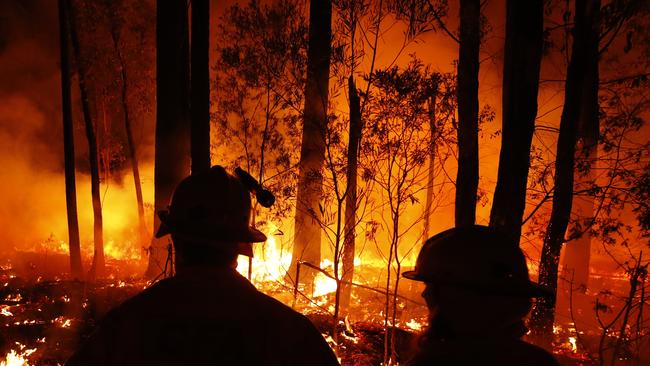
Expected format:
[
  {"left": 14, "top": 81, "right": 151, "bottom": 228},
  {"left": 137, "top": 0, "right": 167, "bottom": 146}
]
[{"left": 0, "top": 0, "right": 154, "bottom": 256}]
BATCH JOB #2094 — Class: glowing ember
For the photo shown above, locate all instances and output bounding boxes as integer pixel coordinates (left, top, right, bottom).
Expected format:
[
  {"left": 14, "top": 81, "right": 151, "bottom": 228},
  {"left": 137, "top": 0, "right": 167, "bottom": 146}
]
[
  {"left": 0, "top": 305, "right": 13, "bottom": 317},
  {"left": 53, "top": 316, "right": 72, "bottom": 328},
  {"left": 4, "top": 293, "right": 22, "bottom": 302}
]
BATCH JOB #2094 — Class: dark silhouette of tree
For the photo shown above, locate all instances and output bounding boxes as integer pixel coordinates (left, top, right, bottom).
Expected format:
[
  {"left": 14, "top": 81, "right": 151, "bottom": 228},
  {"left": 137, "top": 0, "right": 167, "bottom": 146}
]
[
  {"left": 191, "top": 0, "right": 211, "bottom": 174},
  {"left": 530, "top": 0, "right": 599, "bottom": 336},
  {"left": 455, "top": 0, "right": 480, "bottom": 228},
  {"left": 59, "top": 0, "right": 83, "bottom": 279},
  {"left": 147, "top": 0, "right": 191, "bottom": 278},
  {"left": 69, "top": 0, "right": 105, "bottom": 279},
  {"left": 562, "top": 0, "right": 601, "bottom": 291},
  {"left": 105, "top": 0, "right": 148, "bottom": 246},
  {"left": 341, "top": 75, "right": 361, "bottom": 314},
  {"left": 291, "top": 0, "right": 333, "bottom": 290},
  {"left": 489, "top": 0, "right": 544, "bottom": 243}
]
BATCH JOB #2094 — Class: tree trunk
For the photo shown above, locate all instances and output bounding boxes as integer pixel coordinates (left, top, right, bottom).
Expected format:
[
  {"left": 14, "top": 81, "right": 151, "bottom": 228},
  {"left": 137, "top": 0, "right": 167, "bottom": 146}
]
[
  {"left": 561, "top": 5, "right": 600, "bottom": 290},
  {"left": 290, "top": 0, "right": 332, "bottom": 290},
  {"left": 191, "top": 0, "right": 211, "bottom": 174},
  {"left": 107, "top": 10, "right": 147, "bottom": 247},
  {"left": 423, "top": 92, "right": 437, "bottom": 240},
  {"left": 455, "top": 0, "right": 480, "bottom": 228},
  {"left": 530, "top": 0, "right": 599, "bottom": 335},
  {"left": 69, "top": 1, "right": 104, "bottom": 280},
  {"left": 146, "top": 0, "right": 191, "bottom": 278},
  {"left": 59, "top": 0, "right": 83, "bottom": 279},
  {"left": 341, "top": 76, "right": 361, "bottom": 314},
  {"left": 489, "top": 0, "right": 544, "bottom": 243}
]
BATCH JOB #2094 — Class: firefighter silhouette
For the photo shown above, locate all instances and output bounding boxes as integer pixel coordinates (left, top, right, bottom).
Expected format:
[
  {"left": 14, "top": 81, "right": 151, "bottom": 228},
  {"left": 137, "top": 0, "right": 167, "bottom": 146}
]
[
  {"left": 66, "top": 166, "right": 339, "bottom": 366},
  {"left": 402, "top": 225, "right": 560, "bottom": 366}
]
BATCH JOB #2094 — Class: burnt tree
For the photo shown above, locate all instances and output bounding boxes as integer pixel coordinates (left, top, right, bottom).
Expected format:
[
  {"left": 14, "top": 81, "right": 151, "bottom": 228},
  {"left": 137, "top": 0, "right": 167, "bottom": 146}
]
[
  {"left": 455, "top": 0, "right": 480, "bottom": 227},
  {"left": 291, "top": 0, "right": 332, "bottom": 289},
  {"left": 146, "top": 0, "right": 191, "bottom": 277},
  {"left": 69, "top": 0, "right": 105, "bottom": 279},
  {"left": 191, "top": 0, "right": 211, "bottom": 174},
  {"left": 59, "top": 0, "right": 83, "bottom": 279},
  {"left": 489, "top": 0, "right": 544, "bottom": 243},
  {"left": 530, "top": 0, "right": 599, "bottom": 335}
]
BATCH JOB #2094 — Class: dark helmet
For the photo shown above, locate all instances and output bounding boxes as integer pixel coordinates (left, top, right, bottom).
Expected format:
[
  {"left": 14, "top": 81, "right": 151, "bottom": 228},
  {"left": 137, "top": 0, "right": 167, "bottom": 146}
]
[
  {"left": 155, "top": 166, "right": 267, "bottom": 256},
  {"left": 402, "top": 225, "right": 550, "bottom": 297}
]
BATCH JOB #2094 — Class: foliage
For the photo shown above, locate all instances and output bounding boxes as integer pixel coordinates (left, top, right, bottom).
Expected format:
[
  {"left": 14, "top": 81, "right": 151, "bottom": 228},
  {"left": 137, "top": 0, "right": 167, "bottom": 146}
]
[{"left": 212, "top": 0, "right": 309, "bottom": 222}]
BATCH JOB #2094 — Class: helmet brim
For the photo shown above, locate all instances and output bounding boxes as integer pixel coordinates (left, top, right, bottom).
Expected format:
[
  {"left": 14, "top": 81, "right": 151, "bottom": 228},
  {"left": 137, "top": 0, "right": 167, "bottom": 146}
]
[
  {"left": 155, "top": 210, "right": 268, "bottom": 256},
  {"left": 401, "top": 270, "right": 552, "bottom": 298}
]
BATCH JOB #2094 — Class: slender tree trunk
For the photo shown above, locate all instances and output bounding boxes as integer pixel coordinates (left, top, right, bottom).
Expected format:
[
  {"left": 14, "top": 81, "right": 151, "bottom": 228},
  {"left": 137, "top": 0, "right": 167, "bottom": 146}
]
[
  {"left": 69, "top": 1, "right": 104, "bottom": 280},
  {"left": 423, "top": 92, "right": 437, "bottom": 240},
  {"left": 191, "top": 0, "right": 211, "bottom": 174},
  {"left": 107, "top": 14, "right": 147, "bottom": 246},
  {"left": 59, "top": 0, "right": 83, "bottom": 279},
  {"left": 146, "top": 0, "right": 191, "bottom": 278},
  {"left": 454, "top": 0, "right": 480, "bottom": 228},
  {"left": 489, "top": 0, "right": 544, "bottom": 243},
  {"left": 290, "top": 0, "right": 332, "bottom": 290},
  {"left": 341, "top": 76, "right": 361, "bottom": 314},
  {"left": 562, "top": 7, "right": 600, "bottom": 290},
  {"left": 530, "top": 0, "right": 599, "bottom": 335}
]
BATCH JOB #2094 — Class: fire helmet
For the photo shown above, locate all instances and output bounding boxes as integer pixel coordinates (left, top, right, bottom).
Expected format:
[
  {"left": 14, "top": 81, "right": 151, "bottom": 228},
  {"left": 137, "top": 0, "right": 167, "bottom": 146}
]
[
  {"left": 402, "top": 225, "right": 550, "bottom": 297},
  {"left": 155, "top": 166, "right": 267, "bottom": 256}
]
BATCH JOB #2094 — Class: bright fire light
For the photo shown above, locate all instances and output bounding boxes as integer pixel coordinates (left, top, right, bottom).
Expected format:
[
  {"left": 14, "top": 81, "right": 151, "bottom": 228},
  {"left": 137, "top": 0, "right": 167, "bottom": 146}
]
[
  {"left": 0, "top": 343, "right": 36, "bottom": 366},
  {"left": 237, "top": 223, "right": 292, "bottom": 283},
  {"left": 568, "top": 337, "right": 577, "bottom": 353}
]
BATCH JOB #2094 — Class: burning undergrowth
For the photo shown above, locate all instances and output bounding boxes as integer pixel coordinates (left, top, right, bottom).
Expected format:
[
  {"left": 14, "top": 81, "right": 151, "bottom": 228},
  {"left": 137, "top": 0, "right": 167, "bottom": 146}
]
[{"left": 0, "top": 246, "right": 645, "bottom": 365}]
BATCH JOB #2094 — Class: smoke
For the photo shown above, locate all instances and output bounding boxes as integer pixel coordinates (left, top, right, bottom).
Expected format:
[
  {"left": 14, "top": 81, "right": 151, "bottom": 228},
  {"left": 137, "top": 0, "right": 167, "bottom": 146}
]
[{"left": 0, "top": 0, "right": 154, "bottom": 256}]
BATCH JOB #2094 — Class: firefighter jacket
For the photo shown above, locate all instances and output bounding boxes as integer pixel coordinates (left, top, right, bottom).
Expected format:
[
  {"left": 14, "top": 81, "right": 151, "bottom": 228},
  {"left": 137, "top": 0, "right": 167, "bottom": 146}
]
[
  {"left": 407, "top": 336, "right": 560, "bottom": 366},
  {"left": 66, "top": 267, "right": 340, "bottom": 366}
]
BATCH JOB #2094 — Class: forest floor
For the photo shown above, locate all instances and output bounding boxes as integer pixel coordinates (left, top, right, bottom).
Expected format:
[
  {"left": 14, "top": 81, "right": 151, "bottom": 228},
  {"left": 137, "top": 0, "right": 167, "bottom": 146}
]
[{"left": 0, "top": 254, "right": 641, "bottom": 365}]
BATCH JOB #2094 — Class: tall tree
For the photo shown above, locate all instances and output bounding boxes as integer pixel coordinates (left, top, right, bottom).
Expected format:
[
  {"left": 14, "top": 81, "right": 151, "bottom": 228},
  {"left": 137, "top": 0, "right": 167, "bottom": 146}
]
[
  {"left": 341, "top": 75, "right": 361, "bottom": 313},
  {"left": 530, "top": 0, "right": 599, "bottom": 335},
  {"left": 291, "top": 0, "right": 332, "bottom": 289},
  {"left": 105, "top": 0, "right": 148, "bottom": 246},
  {"left": 489, "top": 0, "right": 544, "bottom": 242},
  {"left": 69, "top": 0, "right": 105, "bottom": 279},
  {"left": 423, "top": 90, "right": 438, "bottom": 240},
  {"left": 561, "top": 0, "right": 600, "bottom": 290},
  {"left": 146, "top": 0, "right": 191, "bottom": 277},
  {"left": 59, "top": 0, "right": 83, "bottom": 279},
  {"left": 455, "top": 0, "right": 480, "bottom": 228},
  {"left": 191, "top": 0, "right": 211, "bottom": 174}
]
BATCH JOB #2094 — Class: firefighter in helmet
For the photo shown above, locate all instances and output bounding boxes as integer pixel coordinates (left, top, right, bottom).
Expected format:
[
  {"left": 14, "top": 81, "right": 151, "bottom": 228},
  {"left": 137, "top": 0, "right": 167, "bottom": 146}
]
[
  {"left": 66, "top": 166, "right": 339, "bottom": 366},
  {"left": 402, "top": 225, "right": 559, "bottom": 366}
]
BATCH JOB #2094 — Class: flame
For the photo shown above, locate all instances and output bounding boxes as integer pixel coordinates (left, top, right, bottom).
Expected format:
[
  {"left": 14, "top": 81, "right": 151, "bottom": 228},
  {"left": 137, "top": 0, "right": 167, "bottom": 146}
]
[
  {"left": 236, "top": 223, "right": 292, "bottom": 283},
  {"left": 405, "top": 318, "right": 424, "bottom": 331},
  {"left": 0, "top": 343, "right": 36, "bottom": 366},
  {"left": 568, "top": 336, "right": 577, "bottom": 353},
  {"left": 313, "top": 259, "right": 337, "bottom": 298}
]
